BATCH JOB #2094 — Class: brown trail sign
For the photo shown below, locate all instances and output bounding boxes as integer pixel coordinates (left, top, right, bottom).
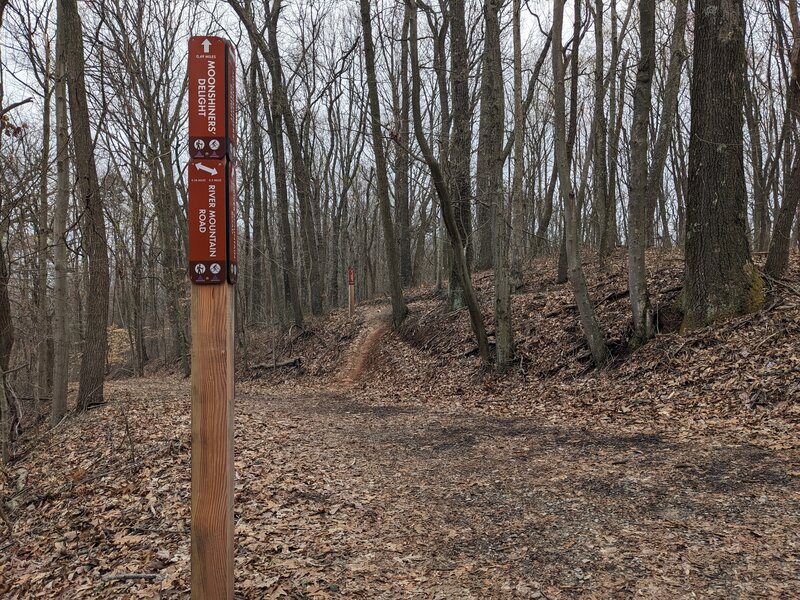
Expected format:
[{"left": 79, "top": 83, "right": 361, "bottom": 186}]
[
  {"left": 188, "top": 36, "right": 237, "bottom": 161},
  {"left": 188, "top": 160, "right": 228, "bottom": 284},
  {"left": 188, "top": 35, "right": 237, "bottom": 600}
]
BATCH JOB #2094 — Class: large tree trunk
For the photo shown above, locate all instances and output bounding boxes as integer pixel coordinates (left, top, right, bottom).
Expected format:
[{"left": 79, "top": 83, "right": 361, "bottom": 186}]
[
  {"left": 475, "top": 1, "right": 507, "bottom": 275},
  {"left": 628, "top": 0, "right": 655, "bottom": 346},
  {"left": 552, "top": 0, "right": 608, "bottom": 366},
  {"left": 61, "top": 0, "right": 110, "bottom": 409},
  {"left": 359, "top": 0, "right": 408, "bottom": 327},
  {"left": 683, "top": 0, "right": 762, "bottom": 329}
]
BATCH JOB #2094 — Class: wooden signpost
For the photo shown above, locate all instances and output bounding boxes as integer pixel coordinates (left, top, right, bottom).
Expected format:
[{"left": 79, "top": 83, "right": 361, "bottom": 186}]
[
  {"left": 348, "top": 267, "right": 355, "bottom": 317},
  {"left": 188, "top": 35, "right": 236, "bottom": 600}
]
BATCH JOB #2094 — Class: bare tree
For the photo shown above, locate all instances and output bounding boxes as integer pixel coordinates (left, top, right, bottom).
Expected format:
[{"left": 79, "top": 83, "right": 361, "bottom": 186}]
[
  {"left": 552, "top": 0, "right": 608, "bottom": 366},
  {"left": 628, "top": 0, "right": 655, "bottom": 345},
  {"left": 475, "top": 0, "right": 512, "bottom": 370},
  {"left": 51, "top": 0, "right": 69, "bottom": 425},
  {"left": 359, "top": 0, "right": 408, "bottom": 327},
  {"left": 408, "top": 0, "right": 490, "bottom": 365},
  {"left": 449, "top": 0, "right": 473, "bottom": 309},
  {"left": 59, "top": 0, "right": 110, "bottom": 409},
  {"left": 766, "top": 0, "right": 800, "bottom": 279}
]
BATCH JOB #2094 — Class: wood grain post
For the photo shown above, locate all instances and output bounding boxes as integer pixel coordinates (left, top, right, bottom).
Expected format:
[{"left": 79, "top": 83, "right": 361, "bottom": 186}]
[
  {"left": 191, "top": 283, "right": 234, "bottom": 599},
  {"left": 348, "top": 267, "right": 355, "bottom": 317},
  {"left": 348, "top": 284, "right": 355, "bottom": 317}
]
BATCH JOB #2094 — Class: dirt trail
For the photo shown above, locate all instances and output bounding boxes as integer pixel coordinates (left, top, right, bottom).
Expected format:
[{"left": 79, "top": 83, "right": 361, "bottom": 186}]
[
  {"left": 227, "top": 387, "right": 800, "bottom": 599},
  {"left": 4, "top": 328, "right": 799, "bottom": 598},
  {"left": 336, "top": 306, "right": 391, "bottom": 386}
]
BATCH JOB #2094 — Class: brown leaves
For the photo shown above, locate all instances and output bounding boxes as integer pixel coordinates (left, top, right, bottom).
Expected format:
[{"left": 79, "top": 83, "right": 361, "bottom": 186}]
[{"left": 3, "top": 250, "right": 800, "bottom": 597}]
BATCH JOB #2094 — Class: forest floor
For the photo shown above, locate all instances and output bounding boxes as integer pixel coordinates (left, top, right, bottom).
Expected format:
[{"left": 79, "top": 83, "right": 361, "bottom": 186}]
[{"left": 2, "top": 251, "right": 799, "bottom": 598}]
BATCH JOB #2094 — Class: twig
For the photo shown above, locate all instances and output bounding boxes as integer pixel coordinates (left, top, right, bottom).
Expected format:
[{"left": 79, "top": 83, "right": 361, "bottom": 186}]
[
  {"left": 0, "top": 363, "right": 31, "bottom": 376},
  {"left": 0, "top": 98, "right": 34, "bottom": 118},
  {"left": 760, "top": 270, "right": 800, "bottom": 299},
  {"left": 754, "top": 328, "right": 785, "bottom": 351},
  {"left": 249, "top": 357, "right": 303, "bottom": 370},
  {"left": 101, "top": 573, "right": 161, "bottom": 582}
]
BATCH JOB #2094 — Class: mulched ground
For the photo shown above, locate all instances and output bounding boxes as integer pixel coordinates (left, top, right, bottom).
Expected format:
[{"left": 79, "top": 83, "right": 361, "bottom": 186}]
[{"left": 2, "top": 249, "right": 799, "bottom": 598}]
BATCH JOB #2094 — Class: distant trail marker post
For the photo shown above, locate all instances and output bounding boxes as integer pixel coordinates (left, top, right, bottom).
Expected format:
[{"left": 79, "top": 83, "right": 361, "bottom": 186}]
[
  {"left": 348, "top": 267, "right": 356, "bottom": 317},
  {"left": 188, "top": 35, "right": 237, "bottom": 600}
]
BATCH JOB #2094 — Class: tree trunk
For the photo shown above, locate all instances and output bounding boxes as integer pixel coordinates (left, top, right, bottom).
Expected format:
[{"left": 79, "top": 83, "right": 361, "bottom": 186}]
[
  {"left": 61, "top": 0, "right": 110, "bottom": 409},
  {"left": 628, "top": 0, "right": 655, "bottom": 346},
  {"left": 51, "top": 5, "right": 69, "bottom": 424},
  {"left": 646, "top": 0, "right": 688, "bottom": 250},
  {"left": 765, "top": 0, "right": 800, "bottom": 279},
  {"left": 474, "top": 1, "right": 505, "bottom": 275},
  {"left": 510, "top": 0, "right": 525, "bottom": 287},
  {"left": 36, "top": 38, "right": 53, "bottom": 402},
  {"left": 683, "top": 0, "right": 762, "bottom": 329},
  {"left": 552, "top": 0, "right": 608, "bottom": 366},
  {"left": 0, "top": 214, "right": 13, "bottom": 463},
  {"left": 360, "top": 0, "right": 408, "bottom": 327},
  {"left": 534, "top": 164, "right": 557, "bottom": 254},
  {"left": 248, "top": 57, "right": 266, "bottom": 323},
  {"left": 408, "top": 0, "right": 490, "bottom": 365},
  {"left": 394, "top": 4, "right": 413, "bottom": 288},
  {"left": 556, "top": 0, "right": 583, "bottom": 287},
  {"left": 449, "top": 0, "right": 473, "bottom": 308},
  {"left": 593, "top": 0, "right": 610, "bottom": 267},
  {"left": 477, "top": 0, "right": 512, "bottom": 370}
]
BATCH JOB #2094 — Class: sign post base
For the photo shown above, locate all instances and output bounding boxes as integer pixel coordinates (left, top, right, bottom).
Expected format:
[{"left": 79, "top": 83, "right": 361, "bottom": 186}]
[
  {"left": 348, "top": 284, "right": 355, "bottom": 317},
  {"left": 191, "top": 283, "right": 234, "bottom": 599}
]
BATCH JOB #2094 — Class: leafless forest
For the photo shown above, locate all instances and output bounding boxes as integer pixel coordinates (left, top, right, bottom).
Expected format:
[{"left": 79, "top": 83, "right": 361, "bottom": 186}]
[{"left": 1, "top": 0, "right": 799, "bottom": 597}]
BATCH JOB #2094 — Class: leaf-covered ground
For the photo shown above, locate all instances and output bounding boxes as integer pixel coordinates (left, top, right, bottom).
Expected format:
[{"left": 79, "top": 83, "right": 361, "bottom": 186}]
[{"left": 2, "top": 251, "right": 799, "bottom": 598}]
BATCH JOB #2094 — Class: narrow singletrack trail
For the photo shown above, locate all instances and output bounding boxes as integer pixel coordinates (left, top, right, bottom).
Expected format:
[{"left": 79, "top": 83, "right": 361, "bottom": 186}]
[{"left": 335, "top": 306, "right": 391, "bottom": 387}]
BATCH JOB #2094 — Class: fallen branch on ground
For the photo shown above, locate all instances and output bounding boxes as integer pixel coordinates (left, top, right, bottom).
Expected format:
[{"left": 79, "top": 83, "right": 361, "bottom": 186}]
[{"left": 249, "top": 357, "right": 303, "bottom": 370}]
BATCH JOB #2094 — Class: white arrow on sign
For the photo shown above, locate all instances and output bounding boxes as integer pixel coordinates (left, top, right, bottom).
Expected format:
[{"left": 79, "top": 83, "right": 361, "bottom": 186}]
[
  {"left": 201, "top": 39, "right": 212, "bottom": 53},
  {"left": 195, "top": 163, "right": 218, "bottom": 176}
]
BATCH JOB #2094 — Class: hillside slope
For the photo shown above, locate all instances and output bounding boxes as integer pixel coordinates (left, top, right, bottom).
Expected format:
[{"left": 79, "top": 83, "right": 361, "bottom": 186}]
[{"left": 249, "top": 249, "right": 800, "bottom": 440}]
